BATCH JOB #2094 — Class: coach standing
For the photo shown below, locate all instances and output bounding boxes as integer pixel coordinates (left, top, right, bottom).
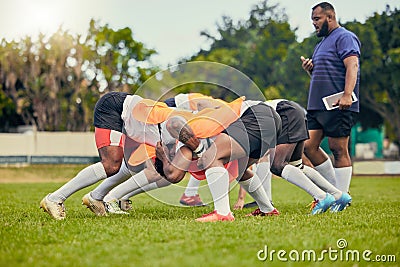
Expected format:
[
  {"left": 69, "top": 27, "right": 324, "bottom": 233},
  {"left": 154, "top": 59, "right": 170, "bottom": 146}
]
[{"left": 300, "top": 2, "right": 361, "bottom": 194}]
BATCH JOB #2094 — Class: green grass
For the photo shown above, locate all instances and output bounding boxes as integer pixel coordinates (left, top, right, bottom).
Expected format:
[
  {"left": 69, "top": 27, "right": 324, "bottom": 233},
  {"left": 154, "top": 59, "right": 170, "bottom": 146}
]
[{"left": 0, "top": 166, "right": 399, "bottom": 267}]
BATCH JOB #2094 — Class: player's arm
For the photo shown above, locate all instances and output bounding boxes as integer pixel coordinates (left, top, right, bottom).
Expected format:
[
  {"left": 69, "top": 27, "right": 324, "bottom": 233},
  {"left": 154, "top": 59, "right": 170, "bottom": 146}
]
[
  {"left": 155, "top": 142, "right": 192, "bottom": 184},
  {"left": 233, "top": 185, "right": 247, "bottom": 210},
  {"left": 166, "top": 116, "right": 204, "bottom": 157}
]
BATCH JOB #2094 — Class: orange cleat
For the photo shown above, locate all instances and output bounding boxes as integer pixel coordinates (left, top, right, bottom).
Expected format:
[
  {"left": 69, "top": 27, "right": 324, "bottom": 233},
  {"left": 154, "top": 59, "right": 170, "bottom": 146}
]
[{"left": 195, "top": 210, "right": 235, "bottom": 222}]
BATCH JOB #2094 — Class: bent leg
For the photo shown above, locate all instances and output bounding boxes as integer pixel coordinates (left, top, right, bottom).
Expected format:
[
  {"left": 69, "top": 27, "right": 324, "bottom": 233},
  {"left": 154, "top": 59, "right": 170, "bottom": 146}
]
[{"left": 304, "top": 129, "right": 329, "bottom": 166}]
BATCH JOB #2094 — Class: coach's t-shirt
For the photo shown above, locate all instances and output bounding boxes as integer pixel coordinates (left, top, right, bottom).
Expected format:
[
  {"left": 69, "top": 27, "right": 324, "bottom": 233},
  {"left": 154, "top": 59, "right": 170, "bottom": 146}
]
[{"left": 307, "top": 27, "right": 361, "bottom": 112}]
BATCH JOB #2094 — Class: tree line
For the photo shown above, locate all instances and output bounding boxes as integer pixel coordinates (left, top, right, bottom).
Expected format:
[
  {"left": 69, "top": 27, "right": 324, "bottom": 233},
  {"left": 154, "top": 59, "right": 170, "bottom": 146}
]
[{"left": 0, "top": 0, "right": 399, "bottom": 144}]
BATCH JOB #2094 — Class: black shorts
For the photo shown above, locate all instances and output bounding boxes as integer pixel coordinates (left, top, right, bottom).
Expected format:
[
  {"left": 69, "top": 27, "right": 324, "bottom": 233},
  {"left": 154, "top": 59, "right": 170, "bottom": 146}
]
[
  {"left": 276, "top": 101, "right": 309, "bottom": 144},
  {"left": 93, "top": 92, "right": 129, "bottom": 132},
  {"left": 222, "top": 103, "right": 281, "bottom": 159},
  {"left": 307, "top": 110, "right": 357, "bottom": 137},
  {"left": 164, "top": 97, "right": 176, "bottom": 107}
]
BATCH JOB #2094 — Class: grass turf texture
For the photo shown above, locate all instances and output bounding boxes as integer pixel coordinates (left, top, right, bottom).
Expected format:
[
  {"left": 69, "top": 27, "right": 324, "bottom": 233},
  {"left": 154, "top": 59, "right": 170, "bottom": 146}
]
[{"left": 0, "top": 165, "right": 399, "bottom": 267}]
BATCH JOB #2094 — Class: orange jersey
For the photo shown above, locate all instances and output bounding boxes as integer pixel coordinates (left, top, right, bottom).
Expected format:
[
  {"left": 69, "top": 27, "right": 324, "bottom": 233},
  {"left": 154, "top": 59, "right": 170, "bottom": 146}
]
[{"left": 132, "top": 96, "right": 244, "bottom": 138}]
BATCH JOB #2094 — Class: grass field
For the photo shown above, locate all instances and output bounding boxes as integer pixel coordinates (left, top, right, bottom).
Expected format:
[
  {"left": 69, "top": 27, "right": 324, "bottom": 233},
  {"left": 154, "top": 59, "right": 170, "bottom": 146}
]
[{"left": 0, "top": 165, "right": 399, "bottom": 267}]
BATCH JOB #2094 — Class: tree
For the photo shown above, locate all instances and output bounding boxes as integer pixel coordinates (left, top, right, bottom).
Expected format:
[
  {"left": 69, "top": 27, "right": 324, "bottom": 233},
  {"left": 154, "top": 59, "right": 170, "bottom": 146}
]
[
  {"left": 347, "top": 7, "right": 400, "bottom": 144},
  {"left": 190, "top": 0, "right": 296, "bottom": 98},
  {"left": 0, "top": 20, "right": 158, "bottom": 131}
]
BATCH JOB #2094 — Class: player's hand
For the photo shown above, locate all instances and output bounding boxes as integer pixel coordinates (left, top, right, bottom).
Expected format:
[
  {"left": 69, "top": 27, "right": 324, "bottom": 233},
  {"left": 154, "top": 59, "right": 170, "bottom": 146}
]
[
  {"left": 300, "top": 56, "right": 313, "bottom": 76},
  {"left": 233, "top": 198, "right": 245, "bottom": 210},
  {"left": 155, "top": 141, "right": 166, "bottom": 161}
]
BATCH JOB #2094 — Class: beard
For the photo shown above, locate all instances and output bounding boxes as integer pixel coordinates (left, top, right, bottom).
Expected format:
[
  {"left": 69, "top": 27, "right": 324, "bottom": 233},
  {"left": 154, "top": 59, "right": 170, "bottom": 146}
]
[{"left": 317, "top": 19, "right": 329, "bottom": 37}]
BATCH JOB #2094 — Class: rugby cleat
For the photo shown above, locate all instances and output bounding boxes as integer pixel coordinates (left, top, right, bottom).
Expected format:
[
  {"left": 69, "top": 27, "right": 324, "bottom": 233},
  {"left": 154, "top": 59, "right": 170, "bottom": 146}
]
[
  {"left": 310, "top": 193, "right": 335, "bottom": 215},
  {"left": 246, "top": 208, "right": 280, "bottom": 217},
  {"left": 82, "top": 193, "right": 107, "bottom": 216},
  {"left": 195, "top": 210, "right": 235, "bottom": 222},
  {"left": 119, "top": 199, "right": 133, "bottom": 211},
  {"left": 330, "top": 192, "right": 352, "bottom": 212},
  {"left": 40, "top": 194, "right": 66, "bottom": 220},
  {"left": 105, "top": 200, "right": 129, "bottom": 214},
  {"left": 179, "top": 194, "right": 206, "bottom": 207}
]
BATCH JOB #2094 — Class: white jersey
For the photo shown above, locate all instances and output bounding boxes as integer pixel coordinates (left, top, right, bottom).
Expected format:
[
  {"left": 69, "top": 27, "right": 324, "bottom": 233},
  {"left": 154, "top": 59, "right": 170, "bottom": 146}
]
[{"left": 121, "top": 95, "right": 174, "bottom": 147}]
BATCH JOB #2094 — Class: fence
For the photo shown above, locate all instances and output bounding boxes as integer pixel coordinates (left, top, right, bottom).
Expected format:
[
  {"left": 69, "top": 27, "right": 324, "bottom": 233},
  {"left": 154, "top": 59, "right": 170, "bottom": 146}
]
[{"left": 0, "top": 132, "right": 99, "bottom": 165}]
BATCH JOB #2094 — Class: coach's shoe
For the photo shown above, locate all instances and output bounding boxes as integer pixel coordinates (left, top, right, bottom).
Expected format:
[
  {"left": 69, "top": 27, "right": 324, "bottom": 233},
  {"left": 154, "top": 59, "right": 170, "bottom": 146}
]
[
  {"left": 330, "top": 192, "right": 352, "bottom": 212},
  {"left": 40, "top": 194, "right": 66, "bottom": 220},
  {"left": 195, "top": 210, "right": 235, "bottom": 222},
  {"left": 179, "top": 194, "right": 206, "bottom": 207},
  {"left": 246, "top": 208, "right": 280, "bottom": 217},
  {"left": 311, "top": 193, "right": 335, "bottom": 215},
  {"left": 119, "top": 199, "right": 133, "bottom": 211},
  {"left": 82, "top": 193, "right": 107, "bottom": 216},
  {"left": 346, "top": 191, "right": 352, "bottom": 207},
  {"left": 105, "top": 200, "right": 129, "bottom": 215}
]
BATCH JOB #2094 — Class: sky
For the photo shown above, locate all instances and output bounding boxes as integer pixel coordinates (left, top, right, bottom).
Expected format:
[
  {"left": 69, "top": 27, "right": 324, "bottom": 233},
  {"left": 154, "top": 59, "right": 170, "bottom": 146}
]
[{"left": 0, "top": 0, "right": 398, "bottom": 67}]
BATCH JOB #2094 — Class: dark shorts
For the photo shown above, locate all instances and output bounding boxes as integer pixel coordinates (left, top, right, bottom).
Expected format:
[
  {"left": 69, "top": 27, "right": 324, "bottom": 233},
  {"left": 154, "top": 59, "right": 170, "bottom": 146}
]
[
  {"left": 276, "top": 100, "right": 309, "bottom": 144},
  {"left": 164, "top": 97, "right": 176, "bottom": 107},
  {"left": 307, "top": 110, "right": 357, "bottom": 137},
  {"left": 93, "top": 92, "right": 129, "bottom": 132},
  {"left": 222, "top": 103, "right": 281, "bottom": 159}
]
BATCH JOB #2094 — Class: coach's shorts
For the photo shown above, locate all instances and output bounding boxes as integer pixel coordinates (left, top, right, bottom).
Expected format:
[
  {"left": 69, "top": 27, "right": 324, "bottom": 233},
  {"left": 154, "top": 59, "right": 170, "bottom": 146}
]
[
  {"left": 307, "top": 110, "right": 358, "bottom": 137},
  {"left": 276, "top": 100, "right": 309, "bottom": 144},
  {"left": 222, "top": 103, "right": 281, "bottom": 159},
  {"left": 93, "top": 92, "right": 128, "bottom": 131}
]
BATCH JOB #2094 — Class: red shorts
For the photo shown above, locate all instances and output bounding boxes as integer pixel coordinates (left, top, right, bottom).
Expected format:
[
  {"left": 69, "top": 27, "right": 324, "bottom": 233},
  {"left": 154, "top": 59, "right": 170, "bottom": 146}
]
[
  {"left": 188, "top": 160, "right": 239, "bottom": 183},
  {"left": 95, "top": 127, "right": 125, "bottom": 149}
]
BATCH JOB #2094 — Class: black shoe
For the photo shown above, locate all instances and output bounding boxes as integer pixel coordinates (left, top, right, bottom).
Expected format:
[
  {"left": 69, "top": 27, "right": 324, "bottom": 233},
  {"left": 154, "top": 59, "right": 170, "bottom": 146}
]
[
  {"left": 242, "top": 200, "right": 274, "bottom": 209},
  {"left": 243, "top": 201, "right": 258, "bottom": 209}
]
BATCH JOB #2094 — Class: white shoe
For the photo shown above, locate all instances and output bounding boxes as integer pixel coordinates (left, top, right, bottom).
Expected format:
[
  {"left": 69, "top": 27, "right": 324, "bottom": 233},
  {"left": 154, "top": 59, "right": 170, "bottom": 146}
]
[
  {"left": 105, "top": 200, "right": 129, "bottom": 215},
  {"left": 82, "top": 193, "right": 107, "bottom": 216},
  {"left": 40, "top": 194, "right": 66, "bottom": 220},
  {"left": 119, "top": 199, "right": 132, "bottom": 211}
]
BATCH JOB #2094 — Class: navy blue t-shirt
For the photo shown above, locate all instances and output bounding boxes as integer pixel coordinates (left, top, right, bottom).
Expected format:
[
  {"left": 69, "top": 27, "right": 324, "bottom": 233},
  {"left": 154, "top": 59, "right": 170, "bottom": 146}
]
[{"left": 307, "top": 27, "right": 361, "bottom": 112}]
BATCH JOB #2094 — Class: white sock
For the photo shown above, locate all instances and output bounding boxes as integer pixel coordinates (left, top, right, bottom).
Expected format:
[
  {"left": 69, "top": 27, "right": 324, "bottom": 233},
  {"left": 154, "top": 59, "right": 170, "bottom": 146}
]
[
  {"left": 103, "top": 170, "right": 150, "bottom": 201},
  {"left": 119, "top": 179, "right": 171, "bottom": 200},
  {"left": 48, "top": 162, "right": 107, "bottom": 202},
  {"left": 302, "top": 165, "right": 342, "bottom": 200},
  {"left": 281, "top": 165, "right": 326, "bottom": 201},
  {"left": 255, "top": 161, "right": 272, "bottom": 201},
  {"left": 334, "top": 167, "right": 352, "bottom": 192},
  {"left": 184, "top": 175, "right": 200, "bottom": 197},
  {"left": 91, "top": 163, "right": 131, "bottom": 201},
  {"left": 239, "top": 174, "right": 274, "bottom": 213},
  {"left": 205, "top": 167, "right": 231, "bottom": 216},
  {"left": 314, "top": 158, "right": 336, "bottom": 186},
  {"left": 118, "top": 182, "right": 159, "bottom": 200}
]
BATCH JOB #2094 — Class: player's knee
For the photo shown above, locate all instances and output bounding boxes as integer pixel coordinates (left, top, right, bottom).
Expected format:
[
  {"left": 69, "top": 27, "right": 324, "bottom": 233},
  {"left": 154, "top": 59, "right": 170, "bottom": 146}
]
[
  {"left": 303, "top": 143, "right": 317, "bottom": 156},
  {"left": 166, "top": 172, "right": 185, "bottom": 184},
  {"left": 270, "top": 163, "right": 283, "bottom": 177},
  {"left": 101, "top": 160, "right": 122, "bottom": 177}
]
